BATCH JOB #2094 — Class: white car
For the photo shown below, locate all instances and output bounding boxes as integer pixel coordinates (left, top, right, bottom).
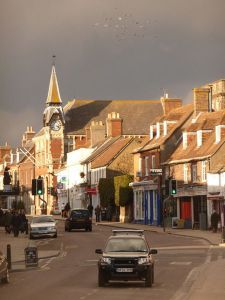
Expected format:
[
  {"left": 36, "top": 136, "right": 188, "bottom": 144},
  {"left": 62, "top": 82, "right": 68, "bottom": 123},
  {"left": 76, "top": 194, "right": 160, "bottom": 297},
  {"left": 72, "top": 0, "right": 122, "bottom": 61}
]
[{"left": 29, "top": 215, "right": 57, "bottom": 239}]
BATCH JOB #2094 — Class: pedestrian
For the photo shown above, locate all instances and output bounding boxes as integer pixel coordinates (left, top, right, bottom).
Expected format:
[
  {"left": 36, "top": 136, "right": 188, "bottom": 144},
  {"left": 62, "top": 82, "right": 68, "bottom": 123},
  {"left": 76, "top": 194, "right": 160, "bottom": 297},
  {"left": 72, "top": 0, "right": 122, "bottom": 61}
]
[
  {"left": 95, "top": 205, "right": 101, "bottom": 222},
  {"left": 4, "top": 210, "right": 12, "bottom": 234},
  {"left": 19, "top": 211, "right": 28, "bottom": 234},
  {"left": 64, "top": 202, "right": 71, "bottom": 218},
  {"left": 11, "top": 211, "right": 21, "bottom": 237},
  {"left": 211, "top": 210, "right": 220, "bottom": 233},
  {"left": 87, "top": 203, "right": 93, "bottom": 218}
]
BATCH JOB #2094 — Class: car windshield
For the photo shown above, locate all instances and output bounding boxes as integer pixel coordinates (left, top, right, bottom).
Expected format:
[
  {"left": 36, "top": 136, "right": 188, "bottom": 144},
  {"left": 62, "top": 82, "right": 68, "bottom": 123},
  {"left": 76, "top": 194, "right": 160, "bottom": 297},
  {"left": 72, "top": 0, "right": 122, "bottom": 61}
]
[
  {"left": 32, "top": 217, "right": 55, "bottom": 224},
  {"left": 105, "top": 237, "right": 148, "bottom": 252},
  {"left": 71, "top": 210, "right": 89, "bottom": 217}
]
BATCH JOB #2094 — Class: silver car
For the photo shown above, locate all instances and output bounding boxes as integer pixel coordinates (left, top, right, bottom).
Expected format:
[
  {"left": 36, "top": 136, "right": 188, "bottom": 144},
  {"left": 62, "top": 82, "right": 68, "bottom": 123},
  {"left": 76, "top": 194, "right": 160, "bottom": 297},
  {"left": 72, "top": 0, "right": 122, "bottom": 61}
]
[{"left": 29, "top": 215, "right": 57, "bottom": 239}]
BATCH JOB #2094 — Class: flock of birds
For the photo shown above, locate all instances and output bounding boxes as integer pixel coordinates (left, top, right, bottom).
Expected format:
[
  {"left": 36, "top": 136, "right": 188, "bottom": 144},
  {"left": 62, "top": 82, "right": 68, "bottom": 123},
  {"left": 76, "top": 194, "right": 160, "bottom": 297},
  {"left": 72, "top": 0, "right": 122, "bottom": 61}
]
[{"left": 92, "top": 9, "right": 158, "bottom": 42}]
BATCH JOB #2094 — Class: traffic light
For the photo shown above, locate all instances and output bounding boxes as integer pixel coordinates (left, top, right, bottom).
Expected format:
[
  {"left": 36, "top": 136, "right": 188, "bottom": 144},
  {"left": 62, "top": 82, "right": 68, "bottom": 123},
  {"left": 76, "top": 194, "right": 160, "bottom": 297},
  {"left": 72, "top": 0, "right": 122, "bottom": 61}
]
[
  {"left": 171, "top": 179, "right": 177, "bottom": 195},
  {"left": 32, "top": 178, "right": 44, "bottom": 195},
  {"left": 37, "top": 178, "right": 44, "bottom": 195},
  {"left": 32, "top": 179, "right": 37, "bottom": 195},
  {"left": 165, "top": 179, "right": 170, "bottom": 196}
]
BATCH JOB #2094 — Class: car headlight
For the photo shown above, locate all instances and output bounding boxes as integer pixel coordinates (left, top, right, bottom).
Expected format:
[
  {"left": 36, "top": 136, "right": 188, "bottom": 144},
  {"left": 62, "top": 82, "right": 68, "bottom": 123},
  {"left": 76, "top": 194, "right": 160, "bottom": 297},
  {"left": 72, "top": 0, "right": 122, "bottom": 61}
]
[
  {"left": 31, "top": 227, "right": 38, "bottom": 232},
  {"left": 101, "top": 257, "right": 111, "bottom": 264},
  {"left": 48, "top": 226, "right": 56, "bottom": 230},
  {"left": 138, "top": 257, "right": 150, "bottom": 264}
]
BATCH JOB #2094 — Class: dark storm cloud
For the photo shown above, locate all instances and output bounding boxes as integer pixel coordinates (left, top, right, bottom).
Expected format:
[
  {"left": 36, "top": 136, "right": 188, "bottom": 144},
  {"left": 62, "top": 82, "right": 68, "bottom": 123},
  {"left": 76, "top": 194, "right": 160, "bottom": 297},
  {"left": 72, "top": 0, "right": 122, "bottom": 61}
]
[{"left": 1, "top": 0, "right": 225, "bottom": 146}]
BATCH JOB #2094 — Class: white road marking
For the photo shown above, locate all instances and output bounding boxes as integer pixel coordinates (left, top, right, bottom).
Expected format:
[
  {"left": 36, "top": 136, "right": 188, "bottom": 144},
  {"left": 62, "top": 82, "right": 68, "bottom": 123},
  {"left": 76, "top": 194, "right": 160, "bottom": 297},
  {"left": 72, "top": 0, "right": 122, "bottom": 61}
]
[
  {"left": 170, "top": 261, "right": 192, "bottom": 265},
  {"left": 86, "top": 259, "right": 98, "bottom": 262}
]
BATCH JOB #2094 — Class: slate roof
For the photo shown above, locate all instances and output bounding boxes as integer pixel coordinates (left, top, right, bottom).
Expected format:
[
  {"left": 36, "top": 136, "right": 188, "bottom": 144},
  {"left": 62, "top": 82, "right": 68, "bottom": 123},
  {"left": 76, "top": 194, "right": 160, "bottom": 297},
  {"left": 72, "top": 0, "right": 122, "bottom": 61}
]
[
  {"left": 133, "top": 103, "right": 194, "bottom": 153},
  {"left": 81, "top": 137, "right": 120, "bottom": 164},
  {"left": 91, "top": 137, "right": 135, "bottom": 169},
  {"left": 64, "top": 99, "right": 163, "bottom": 136},
  {"left": 166, "top": 110, "right": 225, "bottom": 164}
]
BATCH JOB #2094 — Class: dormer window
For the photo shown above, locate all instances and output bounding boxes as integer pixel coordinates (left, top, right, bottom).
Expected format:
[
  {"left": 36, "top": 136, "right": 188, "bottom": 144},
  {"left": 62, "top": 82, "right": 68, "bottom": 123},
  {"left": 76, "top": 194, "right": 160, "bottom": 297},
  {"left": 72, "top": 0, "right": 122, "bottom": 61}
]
[
  {"left": 156, "top": 122, "right": 160, "bottom": 139},
  {"left": 150, "top": 125, "right": 154, "bottom": 140},
  {"left": 197, "top": 130, "right": 202, "bottom": 147},
  {"left": 183, "top": 132, "right": 187, "bottom": 149},
  {"left": 215, "top": 125, "right": 221, "bottom": 143}
]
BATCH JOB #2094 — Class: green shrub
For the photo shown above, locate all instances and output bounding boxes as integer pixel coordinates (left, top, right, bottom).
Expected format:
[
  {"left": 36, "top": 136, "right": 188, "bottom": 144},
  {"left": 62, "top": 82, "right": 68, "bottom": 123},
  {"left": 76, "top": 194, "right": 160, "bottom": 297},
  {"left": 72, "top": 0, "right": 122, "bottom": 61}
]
[
  {"left": 98, "top": 178, "right": 115, "bottom": 207},
  {"left": 114, "top": 175, "right": 133, "bottom": 206}
]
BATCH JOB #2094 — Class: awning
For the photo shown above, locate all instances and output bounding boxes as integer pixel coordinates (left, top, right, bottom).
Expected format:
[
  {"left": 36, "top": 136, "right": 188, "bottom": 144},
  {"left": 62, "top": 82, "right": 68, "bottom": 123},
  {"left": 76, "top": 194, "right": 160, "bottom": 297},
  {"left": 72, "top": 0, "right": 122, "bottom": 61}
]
[{"left": 207, "top": 196, "right": 224, "bottom": 201}]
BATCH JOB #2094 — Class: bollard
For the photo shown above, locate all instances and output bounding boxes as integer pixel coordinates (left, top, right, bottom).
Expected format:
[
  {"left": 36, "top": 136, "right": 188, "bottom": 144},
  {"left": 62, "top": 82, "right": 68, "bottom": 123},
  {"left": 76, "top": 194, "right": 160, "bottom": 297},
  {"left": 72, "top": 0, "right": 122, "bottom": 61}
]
[
  {"left": 221, "top": 227, "right": 225, "bottom": 244},
  {"left": 7, "top": 244, "right": 12, "bottom": 270}
]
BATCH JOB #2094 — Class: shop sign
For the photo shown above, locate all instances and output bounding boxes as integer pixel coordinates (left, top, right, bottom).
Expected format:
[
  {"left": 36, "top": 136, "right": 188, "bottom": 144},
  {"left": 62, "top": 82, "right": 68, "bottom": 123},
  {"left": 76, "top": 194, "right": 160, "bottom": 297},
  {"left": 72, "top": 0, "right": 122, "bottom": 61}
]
[{"left": 149, "top": 168, "right": 162, "bottom": 175}]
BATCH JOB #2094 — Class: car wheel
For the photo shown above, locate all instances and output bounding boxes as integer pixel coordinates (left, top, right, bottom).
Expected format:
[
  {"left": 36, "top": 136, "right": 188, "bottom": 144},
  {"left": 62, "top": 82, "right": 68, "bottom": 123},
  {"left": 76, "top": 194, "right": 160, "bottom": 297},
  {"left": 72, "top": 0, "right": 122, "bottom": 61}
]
[
  {"left": 145, "top": 268, "right": 152, "bottom": 287},
  {"left": 2, "top": 268, "right": 9, "bottom": 284},
  {"left": 98, "top": 269, "right": 106, "bottom": 287},
  {"left": 85, "top": 227, "right": 88, "bottom": 232},
  {"left": 29, "top": 234, "right": 33, "bottom": 240},
  {"left": 54, "top": 233, "right": 57, "bottom": 238},
  {"left": 152, "top": 266, "right": 154, "bottom": 284},
  {"left": 65, "top": 227, "right": 67, "bottom": 232},
  {"left": 89, "top": 226, "right": 92, "bottom": 232}
]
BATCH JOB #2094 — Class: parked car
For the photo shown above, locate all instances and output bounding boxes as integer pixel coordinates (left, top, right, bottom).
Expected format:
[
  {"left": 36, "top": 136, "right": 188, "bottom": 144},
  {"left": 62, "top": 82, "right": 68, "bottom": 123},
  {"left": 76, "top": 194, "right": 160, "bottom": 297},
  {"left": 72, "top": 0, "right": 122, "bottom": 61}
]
[
  {"left": 95, "top": 230, "right": 157, "bottom": 287},
  {"left": 65, "top": 209, "right": 92, "bottom": 232},
  {"left": 0, "top": 250, "right": 9, "bottom": 284},
  {"left": 29, "top": 215, "right": 57, "bottom": 239}
]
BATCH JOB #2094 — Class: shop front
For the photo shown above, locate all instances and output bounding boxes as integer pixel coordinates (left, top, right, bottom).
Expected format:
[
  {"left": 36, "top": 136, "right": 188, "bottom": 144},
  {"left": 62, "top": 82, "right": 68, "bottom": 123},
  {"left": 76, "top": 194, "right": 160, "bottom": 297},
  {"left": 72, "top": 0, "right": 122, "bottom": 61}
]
[
  {"left": 176, "top": 184, "right": 207, "bottom": 229},
  {"left": 130, "top": 180, "right": 161, "bottom": 225}
]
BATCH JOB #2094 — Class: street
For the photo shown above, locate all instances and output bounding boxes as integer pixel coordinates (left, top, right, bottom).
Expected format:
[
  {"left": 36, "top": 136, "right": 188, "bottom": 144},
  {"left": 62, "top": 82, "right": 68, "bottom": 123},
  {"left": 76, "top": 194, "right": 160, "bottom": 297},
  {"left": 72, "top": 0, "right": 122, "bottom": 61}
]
[{"left": 0, "top": 220, "right": 225, "bottom": 300}]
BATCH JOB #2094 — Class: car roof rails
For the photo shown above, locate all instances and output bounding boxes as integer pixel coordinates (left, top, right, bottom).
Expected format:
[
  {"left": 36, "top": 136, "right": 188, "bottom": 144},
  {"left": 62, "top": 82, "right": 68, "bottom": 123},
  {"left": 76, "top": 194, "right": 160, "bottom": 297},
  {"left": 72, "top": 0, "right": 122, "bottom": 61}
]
[{"left": 112, "top": 230, "right": 144, "bottom": 236}]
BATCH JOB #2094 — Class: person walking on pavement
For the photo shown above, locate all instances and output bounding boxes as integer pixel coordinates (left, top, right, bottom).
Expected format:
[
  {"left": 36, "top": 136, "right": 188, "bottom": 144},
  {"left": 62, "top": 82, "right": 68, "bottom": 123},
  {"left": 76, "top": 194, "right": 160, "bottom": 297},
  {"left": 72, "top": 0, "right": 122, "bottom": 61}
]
[
  {"left": 211, "top": 210, "right": 220, "bottom": 233},
  {"left": 4, "top": 210, "right": 13, "bottom": 234},
  {"left": 12, "top": 211, "right": 21, "bottom": 237},
  {"left": 95, "top": 205, "right": 101, "bottom": 222},
  {"left": 64, "top": 202, "right": 71, "bottom": 218},
  {"left": 87, "top": 203, "right": 93, "bottom": 218},
  {"left": 19, "top": 211, "right": 28, "bottom": 234}
]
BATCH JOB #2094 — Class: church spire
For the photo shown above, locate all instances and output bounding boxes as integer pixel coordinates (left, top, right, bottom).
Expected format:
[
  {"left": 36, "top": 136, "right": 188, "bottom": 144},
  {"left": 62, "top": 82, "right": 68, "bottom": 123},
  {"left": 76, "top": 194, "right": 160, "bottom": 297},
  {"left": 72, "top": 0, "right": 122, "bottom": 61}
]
[{"left": 46, "top": 57, "right": 62, "bottom": 105}]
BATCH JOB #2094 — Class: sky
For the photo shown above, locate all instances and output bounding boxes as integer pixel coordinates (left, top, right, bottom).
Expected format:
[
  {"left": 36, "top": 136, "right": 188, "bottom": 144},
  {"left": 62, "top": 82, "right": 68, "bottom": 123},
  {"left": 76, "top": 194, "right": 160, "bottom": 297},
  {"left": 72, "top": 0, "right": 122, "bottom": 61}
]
[{"left": 1, "top": 0, "right": 225, "bottom": 147}]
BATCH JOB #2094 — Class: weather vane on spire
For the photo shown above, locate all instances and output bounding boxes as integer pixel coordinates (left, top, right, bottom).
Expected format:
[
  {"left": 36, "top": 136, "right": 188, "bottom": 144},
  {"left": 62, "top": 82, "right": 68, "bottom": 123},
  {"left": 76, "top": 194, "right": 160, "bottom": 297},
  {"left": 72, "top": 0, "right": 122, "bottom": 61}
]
[{"left": 52, "top": 55, "right": 56, "bottom": 66}]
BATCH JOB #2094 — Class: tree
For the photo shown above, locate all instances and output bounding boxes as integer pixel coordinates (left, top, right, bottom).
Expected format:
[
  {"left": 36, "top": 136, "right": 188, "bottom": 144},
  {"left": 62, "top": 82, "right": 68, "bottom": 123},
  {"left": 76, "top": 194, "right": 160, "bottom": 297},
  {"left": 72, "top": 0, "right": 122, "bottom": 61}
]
[
  {"left": 98, "top": 178, "right": 115, "bottom": 207},
  {"left": 114, "top": 175, "right": 133, "bottom": 206}
]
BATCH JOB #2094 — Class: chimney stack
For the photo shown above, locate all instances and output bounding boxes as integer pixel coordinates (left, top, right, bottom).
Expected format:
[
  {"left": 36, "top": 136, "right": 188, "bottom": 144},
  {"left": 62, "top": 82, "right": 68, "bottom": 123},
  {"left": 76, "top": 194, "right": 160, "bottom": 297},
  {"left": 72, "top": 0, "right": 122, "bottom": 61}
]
[
  {"left": 22, "top": 126, "right": 35, "bottom": 147},
  {"left": 193, "top": 87, "right": 210, "bottom": 117},
  {"left": 161, "top": 96, "right": 182, "bottom": 115},
  {"left": 90, "top": 121, "right": 105, "bottom": 146},
  {"left": 106, "top": 112, "right": 123, "bottom": 137}
]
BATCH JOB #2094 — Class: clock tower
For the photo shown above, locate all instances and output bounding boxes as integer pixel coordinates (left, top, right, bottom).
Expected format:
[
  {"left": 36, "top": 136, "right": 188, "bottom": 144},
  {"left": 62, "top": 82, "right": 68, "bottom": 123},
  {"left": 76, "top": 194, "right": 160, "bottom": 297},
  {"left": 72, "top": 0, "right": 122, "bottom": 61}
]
[{"left": 43, "top": 61, "right": 65, "bottom": 171}]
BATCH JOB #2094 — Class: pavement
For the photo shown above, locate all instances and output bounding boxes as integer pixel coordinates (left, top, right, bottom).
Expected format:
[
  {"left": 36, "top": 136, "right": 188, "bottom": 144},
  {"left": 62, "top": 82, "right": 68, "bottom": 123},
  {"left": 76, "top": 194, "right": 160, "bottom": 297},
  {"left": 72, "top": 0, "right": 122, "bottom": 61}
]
[
  {"left": 0, "top": 227, "right": 60, "bottom": 272},
  {"left": 1, "top": 218, "right": 225, "bottom": 299}
]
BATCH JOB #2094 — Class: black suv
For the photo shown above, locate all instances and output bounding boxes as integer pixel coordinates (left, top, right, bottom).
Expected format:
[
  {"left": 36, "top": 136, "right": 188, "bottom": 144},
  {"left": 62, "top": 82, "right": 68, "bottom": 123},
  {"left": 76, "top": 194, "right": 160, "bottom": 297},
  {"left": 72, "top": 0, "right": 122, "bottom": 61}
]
[
  {"left": 95, "top": 230, "right": 157, "bottom": 287},
  {"left": 65, "top": 209, "right": 92, "bottom": 232}
]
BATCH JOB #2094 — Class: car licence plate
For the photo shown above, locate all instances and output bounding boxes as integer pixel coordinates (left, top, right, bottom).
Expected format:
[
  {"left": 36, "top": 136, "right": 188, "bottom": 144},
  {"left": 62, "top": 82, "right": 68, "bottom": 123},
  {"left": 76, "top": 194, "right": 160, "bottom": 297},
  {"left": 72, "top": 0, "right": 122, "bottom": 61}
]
[{"left": 116, "top": 268, "right": 133, "bottom": 273}]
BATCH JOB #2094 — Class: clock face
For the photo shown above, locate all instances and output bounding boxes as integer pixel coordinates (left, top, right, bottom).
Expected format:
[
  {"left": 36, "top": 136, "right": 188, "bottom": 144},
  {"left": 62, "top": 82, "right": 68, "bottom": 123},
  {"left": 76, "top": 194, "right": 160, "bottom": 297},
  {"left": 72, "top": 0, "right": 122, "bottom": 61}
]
[{"left": 50, "top": 119, "right": 62, "bottom": 131}]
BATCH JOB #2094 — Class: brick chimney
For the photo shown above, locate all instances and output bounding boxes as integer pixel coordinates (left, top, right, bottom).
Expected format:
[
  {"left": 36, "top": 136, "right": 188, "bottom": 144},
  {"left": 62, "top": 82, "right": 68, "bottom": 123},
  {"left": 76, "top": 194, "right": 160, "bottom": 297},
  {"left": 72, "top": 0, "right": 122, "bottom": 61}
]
[
  {"left": 90, "top": 121, "right": 105, "bottom": 146},
  {"left": 106, "top": 112, "right": 123, "bottom": 137},
  {"left": 0, "top": 143, "right": 11, "bottom": 164},
  {"left": 22, "top": 126, "right": 35, "bottom": 147},
  {"left": 161, "top": 95, "right": 182, "bottom": 115},
  {"left": 193, "top": 87, "right": 210, "bottom": 117}
]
